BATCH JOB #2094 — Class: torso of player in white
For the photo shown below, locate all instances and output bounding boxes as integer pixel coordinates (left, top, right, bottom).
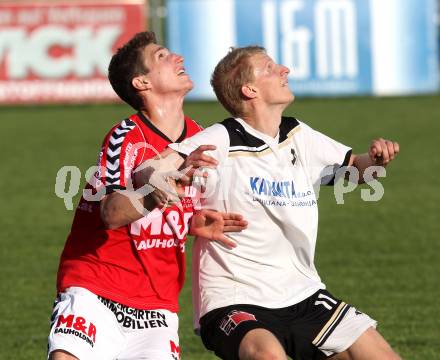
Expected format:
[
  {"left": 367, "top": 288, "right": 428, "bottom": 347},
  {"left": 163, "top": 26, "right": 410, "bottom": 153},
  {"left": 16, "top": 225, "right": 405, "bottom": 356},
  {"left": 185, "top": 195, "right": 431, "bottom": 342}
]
[{"left": 170, "top": 117, "right": 351, "bottom": 320}]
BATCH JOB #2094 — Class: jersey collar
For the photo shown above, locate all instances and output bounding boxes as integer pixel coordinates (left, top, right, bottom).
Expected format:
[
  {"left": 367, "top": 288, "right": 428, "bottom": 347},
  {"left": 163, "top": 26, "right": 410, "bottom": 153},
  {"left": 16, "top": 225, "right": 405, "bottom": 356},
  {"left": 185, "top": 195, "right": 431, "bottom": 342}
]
[
  {"left": 137, "top": 111, "right": 187, "bottom": 143},
  {"left": 234, "top": 118, "right": 280, "bottom": 147}
]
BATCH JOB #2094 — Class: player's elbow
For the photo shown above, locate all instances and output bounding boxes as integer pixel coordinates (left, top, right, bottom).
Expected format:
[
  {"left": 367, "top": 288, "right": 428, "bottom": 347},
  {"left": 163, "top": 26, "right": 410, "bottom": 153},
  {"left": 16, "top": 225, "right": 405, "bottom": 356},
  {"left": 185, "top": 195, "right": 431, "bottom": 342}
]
[
  {"left": 100, "top": 198, "right": 124, "bottom": 229},
  {"left": 101, "top": 208, "right": 122, "bottom": 229}
]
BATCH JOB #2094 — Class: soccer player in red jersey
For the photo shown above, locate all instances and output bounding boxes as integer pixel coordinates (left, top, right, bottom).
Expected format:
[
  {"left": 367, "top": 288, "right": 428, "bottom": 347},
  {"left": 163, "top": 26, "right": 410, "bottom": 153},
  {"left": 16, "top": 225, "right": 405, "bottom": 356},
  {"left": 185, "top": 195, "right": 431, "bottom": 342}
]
[{"left": 47, "top": 32, "right": 247, "bottom": 360}]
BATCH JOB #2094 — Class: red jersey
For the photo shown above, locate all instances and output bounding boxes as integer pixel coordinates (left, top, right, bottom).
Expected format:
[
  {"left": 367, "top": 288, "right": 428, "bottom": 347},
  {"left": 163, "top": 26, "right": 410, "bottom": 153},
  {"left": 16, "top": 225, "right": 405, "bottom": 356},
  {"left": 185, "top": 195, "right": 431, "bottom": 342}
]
[{"left": 57, "top": 112, "right": 202, "bottom": 312}]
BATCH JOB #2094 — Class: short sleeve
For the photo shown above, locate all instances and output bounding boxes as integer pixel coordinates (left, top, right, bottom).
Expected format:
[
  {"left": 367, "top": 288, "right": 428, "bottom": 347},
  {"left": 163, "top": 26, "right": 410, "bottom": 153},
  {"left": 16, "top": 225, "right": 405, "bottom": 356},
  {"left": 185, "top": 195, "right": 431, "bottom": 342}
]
[
  {"left": 299, "top": 122, "right": 352, "bottom": 186},
  {"left": 96, "top": 119, "right": 144, "bottom": 194}
]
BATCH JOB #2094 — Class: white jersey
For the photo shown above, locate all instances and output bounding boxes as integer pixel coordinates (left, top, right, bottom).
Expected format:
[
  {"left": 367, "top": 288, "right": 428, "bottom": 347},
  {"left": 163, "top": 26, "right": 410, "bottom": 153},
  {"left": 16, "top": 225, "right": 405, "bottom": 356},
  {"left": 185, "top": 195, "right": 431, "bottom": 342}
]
[{"left": 170, "top": 117, "right": 351, "bottom": 328}]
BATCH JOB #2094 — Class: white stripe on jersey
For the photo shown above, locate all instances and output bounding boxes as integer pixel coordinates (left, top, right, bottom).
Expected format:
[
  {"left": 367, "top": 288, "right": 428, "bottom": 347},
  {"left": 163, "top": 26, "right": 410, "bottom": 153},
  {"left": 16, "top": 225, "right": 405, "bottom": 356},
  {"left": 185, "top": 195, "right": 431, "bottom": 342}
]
[{"left": 105, "top": 119, "right": 136, "bottom": 186}]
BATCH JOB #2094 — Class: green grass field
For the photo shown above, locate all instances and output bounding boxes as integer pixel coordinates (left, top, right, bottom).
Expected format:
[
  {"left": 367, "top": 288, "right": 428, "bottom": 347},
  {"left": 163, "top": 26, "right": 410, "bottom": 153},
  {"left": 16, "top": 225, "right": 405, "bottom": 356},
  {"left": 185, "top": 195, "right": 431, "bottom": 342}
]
[{"left": 1, "top": 95, "right": 439, "bottom": 359}]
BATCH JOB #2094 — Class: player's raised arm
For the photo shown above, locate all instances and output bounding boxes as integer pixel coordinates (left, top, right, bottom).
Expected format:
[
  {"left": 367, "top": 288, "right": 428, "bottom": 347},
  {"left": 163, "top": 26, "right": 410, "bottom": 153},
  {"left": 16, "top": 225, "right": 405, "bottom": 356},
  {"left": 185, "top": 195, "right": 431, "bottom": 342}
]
[{"left": 349, "top": 138, "right": 400, "bottom": 184}]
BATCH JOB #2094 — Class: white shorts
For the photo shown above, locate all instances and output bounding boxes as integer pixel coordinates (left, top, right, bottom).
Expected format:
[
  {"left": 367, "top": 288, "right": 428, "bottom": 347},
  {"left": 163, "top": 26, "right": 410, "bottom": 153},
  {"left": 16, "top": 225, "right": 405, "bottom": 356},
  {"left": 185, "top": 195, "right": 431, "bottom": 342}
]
[{"left": 48, "top": 287, "right": 180, "bottom": 360}]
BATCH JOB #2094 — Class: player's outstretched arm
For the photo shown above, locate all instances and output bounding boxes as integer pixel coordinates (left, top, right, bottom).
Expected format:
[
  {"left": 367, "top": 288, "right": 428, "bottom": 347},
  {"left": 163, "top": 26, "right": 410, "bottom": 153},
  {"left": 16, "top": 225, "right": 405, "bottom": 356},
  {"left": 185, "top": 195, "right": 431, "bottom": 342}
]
[
  {"left": 349, "top": 138, "right": 400, "bottom": 184},
  {"left": 100, "top": 145, "right": 219, "bottom": 229},
  {"left": 190, "top": 209, "right": 248, "bottom": 249}
]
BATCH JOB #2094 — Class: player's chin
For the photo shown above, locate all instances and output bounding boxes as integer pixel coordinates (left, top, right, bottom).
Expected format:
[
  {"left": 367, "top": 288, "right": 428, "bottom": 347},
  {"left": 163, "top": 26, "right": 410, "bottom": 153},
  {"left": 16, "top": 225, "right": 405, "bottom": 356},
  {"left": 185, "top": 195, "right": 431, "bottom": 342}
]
[
  {"left": 181, "top": 77, "right": 194, "bottom": 91},
  {"left": 172, "top": 80, "right": 193, "bottom": 96},
  {"left": 284, "top": 89, "right": 294, "bottom": 103},
  {"left": 277, "top": 94, "right": 294, "bottom": 106}
]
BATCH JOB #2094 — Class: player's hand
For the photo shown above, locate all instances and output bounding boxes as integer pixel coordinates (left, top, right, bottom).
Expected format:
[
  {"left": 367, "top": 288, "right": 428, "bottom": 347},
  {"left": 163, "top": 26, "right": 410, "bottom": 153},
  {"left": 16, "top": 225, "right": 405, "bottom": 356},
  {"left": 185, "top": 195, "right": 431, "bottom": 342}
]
[
  {"left": 144, "top": 186, "right": 181, "bottom": 209},
  {"left": 179, "top": 145, "right": 218, "bottom": 187},
  {"left": 133, "top": 154, "right": 188, "bottom": 207},
  {"left": 189, "top": 209, "right": 248, "bottom": 249},
  {"left": 368, "top": 138, "right": 400, "bottom": 166}
]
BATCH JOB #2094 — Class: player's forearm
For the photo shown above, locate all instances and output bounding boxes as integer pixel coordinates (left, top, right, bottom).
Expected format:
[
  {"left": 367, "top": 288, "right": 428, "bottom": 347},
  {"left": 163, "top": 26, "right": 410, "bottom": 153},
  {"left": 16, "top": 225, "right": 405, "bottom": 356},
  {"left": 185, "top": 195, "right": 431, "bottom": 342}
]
[
  {"left": 349, "top": 138, "right": 399, "bottom": 184},
  {"left": 349, "top": 153, "right": 376, "bottom": 184},
  {"left": 100, "top": 191, "right": 156, "bottom": 229}
]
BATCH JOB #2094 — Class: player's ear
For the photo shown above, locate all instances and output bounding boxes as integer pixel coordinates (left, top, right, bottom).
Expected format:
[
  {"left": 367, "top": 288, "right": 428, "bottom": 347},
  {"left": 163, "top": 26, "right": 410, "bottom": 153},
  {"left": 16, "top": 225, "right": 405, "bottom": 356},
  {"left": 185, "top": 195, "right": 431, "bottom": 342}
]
[
  {"left": 241, "top": 84, "right": 257, "bottom": 99},
  {"left": 132, "top": 75, "right": 152, "bottom": 91}
]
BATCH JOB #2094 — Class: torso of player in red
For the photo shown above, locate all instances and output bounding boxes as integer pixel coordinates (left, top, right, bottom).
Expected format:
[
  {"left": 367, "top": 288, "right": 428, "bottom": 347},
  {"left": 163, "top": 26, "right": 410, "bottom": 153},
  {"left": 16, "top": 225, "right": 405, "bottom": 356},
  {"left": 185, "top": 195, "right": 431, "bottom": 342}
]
[{"left": 57, "top": 112, "right": 202, "bottom": 312}]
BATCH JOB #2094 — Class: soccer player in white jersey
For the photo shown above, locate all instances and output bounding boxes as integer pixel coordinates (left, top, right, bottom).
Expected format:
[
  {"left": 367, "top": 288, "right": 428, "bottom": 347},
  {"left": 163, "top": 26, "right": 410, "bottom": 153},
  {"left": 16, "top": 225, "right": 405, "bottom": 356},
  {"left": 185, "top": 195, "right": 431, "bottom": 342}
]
[{"left": 169, "top": 46, "right": 401, "bottom": 360}]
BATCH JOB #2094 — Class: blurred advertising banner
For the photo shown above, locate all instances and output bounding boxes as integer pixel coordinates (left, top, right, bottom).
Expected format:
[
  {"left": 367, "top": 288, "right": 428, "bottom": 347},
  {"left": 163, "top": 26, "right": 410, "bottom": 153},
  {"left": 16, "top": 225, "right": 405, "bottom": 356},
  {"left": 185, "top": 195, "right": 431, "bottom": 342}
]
[
  {"left": 0, "top": 1, "right": 145, "bottom": 104},
  {"left": 168, "top": 0, "right": 439, "bottom": 99}
]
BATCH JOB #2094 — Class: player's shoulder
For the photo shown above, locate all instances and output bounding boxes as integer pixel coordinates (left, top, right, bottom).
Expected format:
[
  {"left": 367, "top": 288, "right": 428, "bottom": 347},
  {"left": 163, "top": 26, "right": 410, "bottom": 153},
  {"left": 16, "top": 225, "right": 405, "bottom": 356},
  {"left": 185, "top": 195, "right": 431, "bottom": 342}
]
[
  {"left": 280, "top": 116, "right": 301, "bottom": 140},
  {"left": 184, "top": 115, "right": 204, "bottom": 134},
  {"left": 218, "top": 117, "right": 263, "bottom": 148},
  {"left": 103, "top": 114, "right": 143, "bottom": 143},
  {"left": 105, "top": 114, "right": 138, "bottom": 136},
  {"left": 177, "top": 120, "right": 229, "bottom": 154},
  {"left": 217, "top": 117, "right": 278, "bottom": 158},
  {"left": 280, "top": 116, "right": 300, "bottom": 129},
  {"left": 186, "top": 119, "right": 229, "bottom": 138}
]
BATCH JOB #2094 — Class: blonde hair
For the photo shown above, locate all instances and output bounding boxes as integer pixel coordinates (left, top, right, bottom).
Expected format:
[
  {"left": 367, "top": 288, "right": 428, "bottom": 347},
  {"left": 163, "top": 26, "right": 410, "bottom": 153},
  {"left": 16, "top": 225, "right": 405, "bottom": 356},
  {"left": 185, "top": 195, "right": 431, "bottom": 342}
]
[{"left": 211, "top": 46, "right": 266, "bottom": 117}]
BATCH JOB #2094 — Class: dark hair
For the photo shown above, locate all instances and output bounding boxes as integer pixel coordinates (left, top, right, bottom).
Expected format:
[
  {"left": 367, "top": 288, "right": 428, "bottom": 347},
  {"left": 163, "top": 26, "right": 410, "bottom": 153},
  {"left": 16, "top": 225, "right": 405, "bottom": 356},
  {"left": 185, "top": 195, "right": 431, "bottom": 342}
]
[
  {"left": 211, "top": 46, "right": 266, "bottom": 117},
  {"left": 108, "top": 31, "right": 157, "bottom": 110}
]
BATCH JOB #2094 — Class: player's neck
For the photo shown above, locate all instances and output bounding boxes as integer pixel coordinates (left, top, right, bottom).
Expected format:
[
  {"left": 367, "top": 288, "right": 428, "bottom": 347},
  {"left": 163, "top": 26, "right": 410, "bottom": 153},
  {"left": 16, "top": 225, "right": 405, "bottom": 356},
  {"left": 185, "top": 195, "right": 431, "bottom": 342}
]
[
  {"left": 140, "top": 95, "right": 185, "bottom": 142},
  {"left": 241, "top": 104, "right": 284, "bottom": 138}
]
